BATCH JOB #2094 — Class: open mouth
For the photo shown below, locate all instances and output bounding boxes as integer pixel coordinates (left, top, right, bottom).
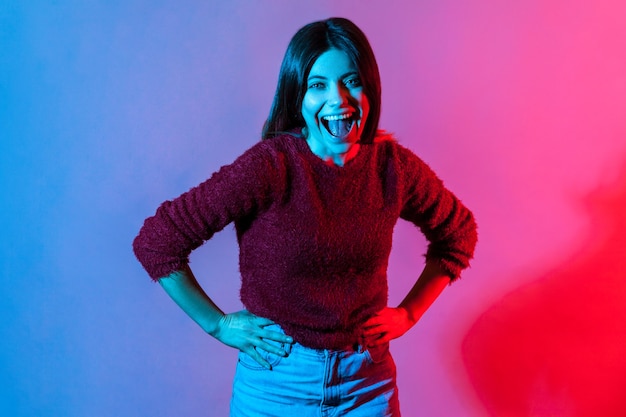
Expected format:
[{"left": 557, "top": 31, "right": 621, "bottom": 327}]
[{"left": 321, "top": 112, "right": 356, "bottom": 139}]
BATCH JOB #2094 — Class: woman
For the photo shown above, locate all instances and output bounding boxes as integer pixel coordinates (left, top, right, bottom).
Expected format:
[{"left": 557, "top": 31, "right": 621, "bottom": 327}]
[{"left": 133, "top": 17, "right": 477, "bottom": 416}]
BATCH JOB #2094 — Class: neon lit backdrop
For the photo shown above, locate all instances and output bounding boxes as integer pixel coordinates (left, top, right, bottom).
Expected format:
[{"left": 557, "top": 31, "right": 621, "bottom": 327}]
[{"left": 2, "top": 1, "right": 625, "bottom": 416}]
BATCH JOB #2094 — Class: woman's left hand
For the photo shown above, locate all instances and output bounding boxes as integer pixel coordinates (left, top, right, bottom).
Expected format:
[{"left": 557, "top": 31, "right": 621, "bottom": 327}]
[{"left": 361, "top": 307, "right": 414, "bottom": 347}]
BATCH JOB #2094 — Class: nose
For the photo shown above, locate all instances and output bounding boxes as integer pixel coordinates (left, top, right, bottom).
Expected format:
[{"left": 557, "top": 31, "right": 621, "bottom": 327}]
[{"left": 327, "top": 82, "right": 349, "bottom": 106}]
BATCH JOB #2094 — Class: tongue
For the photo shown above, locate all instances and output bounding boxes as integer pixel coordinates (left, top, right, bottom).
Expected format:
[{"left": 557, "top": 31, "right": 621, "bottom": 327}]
[{"left": 327, "top": 119, "right": 354, "bottom": 139}]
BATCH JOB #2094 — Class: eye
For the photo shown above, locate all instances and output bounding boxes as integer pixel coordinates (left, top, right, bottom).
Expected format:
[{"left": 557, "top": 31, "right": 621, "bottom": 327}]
[
  {"left": 308, "top": 82, "right": 325, "bottom": 90},
  {"left": 344, "top": 77, "right": 362, "bottom": 88}
]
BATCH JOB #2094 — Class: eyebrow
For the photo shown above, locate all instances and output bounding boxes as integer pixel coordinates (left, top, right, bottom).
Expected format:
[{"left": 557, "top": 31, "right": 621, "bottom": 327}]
[{"left": 307, "top": 71, "right": 359, "bottom": 81}]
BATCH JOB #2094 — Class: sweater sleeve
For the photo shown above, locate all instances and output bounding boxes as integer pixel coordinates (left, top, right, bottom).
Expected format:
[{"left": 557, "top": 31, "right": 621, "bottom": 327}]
[
  {"left": 398, "top": 146, "right": 477, "bottom": 281},
  {"left": 132, "top": 142, "right": 284, "bottom": 281}
]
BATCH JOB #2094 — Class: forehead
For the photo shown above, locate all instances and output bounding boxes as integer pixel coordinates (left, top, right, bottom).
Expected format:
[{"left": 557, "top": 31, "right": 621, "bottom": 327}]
[{"left": 307, "top": 49, "right": 357, "bottom": 79}]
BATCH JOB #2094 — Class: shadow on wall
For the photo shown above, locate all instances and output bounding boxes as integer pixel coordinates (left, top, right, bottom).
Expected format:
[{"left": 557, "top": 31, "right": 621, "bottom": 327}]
[{"left": 462, "top": 160, "right": 626, "bottom": 417}]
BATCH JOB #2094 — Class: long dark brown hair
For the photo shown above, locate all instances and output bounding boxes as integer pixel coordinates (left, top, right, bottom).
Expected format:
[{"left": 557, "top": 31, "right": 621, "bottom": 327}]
[{"left": 262, "top": 18, "right": 381, "bottom": 144}]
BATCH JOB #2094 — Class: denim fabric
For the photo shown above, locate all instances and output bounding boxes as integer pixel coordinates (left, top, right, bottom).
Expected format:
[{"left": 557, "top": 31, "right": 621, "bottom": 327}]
[{"left": 230, "top": 325, "right": 400, "bottom": 417}]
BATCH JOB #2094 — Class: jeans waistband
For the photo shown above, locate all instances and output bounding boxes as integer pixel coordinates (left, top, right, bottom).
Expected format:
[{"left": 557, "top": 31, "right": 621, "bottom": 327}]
[{"left": 265, "top": 323, "right": 366, "bottom": 355}]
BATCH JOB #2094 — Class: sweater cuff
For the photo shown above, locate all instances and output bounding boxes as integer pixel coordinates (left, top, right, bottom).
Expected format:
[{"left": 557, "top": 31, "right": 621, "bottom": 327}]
[{"left": 426, "top": 256, "right": 466, "bottom": 282}]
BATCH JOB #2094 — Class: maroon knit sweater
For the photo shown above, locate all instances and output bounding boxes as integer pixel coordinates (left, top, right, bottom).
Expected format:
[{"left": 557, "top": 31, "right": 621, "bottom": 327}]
[{"left": 133, "top": 133, "right": 477, "bottom": 349}]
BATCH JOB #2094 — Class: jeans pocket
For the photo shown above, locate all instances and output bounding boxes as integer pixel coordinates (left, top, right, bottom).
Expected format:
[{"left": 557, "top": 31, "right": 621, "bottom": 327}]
[
  {"left": 364, "top": 342, "right": 390, "bottom": 364},
  {"left": 237, "top": 341, "right": 286, "bottom": 370}
]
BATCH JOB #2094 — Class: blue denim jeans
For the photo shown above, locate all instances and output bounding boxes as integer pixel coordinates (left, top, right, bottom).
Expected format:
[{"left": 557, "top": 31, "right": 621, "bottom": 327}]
[{"left": 230, "top": 325, "right": 400, "bottom": 417}]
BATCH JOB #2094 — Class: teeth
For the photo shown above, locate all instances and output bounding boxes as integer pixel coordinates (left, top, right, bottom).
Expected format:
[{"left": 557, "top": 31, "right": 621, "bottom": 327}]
[{"left": 322, "top": 113, "right": 353, "bottom": 121}]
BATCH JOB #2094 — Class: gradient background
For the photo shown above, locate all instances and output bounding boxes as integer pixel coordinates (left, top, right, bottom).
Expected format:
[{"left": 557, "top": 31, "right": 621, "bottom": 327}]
[{"left": 2, "top": 1, "right": 626, "bottom": 416}]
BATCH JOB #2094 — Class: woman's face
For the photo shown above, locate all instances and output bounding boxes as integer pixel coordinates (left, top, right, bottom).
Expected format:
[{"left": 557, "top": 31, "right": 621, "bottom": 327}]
[{"left": 301, "top": 48, "right": 370, "bottom": 158}]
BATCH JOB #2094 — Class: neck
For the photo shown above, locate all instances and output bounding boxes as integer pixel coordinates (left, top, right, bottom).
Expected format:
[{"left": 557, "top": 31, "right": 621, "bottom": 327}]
[{"left": 304, "top": 130, "right": 361, "bottom": 167}]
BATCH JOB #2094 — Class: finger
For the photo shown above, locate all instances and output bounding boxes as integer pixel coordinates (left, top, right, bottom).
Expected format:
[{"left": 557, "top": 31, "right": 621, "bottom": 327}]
[
  {"left": 363, "top": 314, "right": 391, "bottom": 328},
  {"left": 363, "top": 335, "right": 383, "bottom": 347},
  {"left": 361, "top": 328, "right": 378, "bottom": 338},
  {"left": 366, "top": 334, "right": 390, "bottom": 347},
  {"left": 254, "top": 316, "right": 275, "bottom": 327},
  {"left": 244, "top": 347, "right": 272, "bottom": 370},
  {"left": 256, "top": 340, "right": 289, "bottom": 357},
  {"left": 260, "top": 329, "right": 294, "bottom": 344},
  {"left": 362, "top": 320, "right": 383, "bottom": 330},
  {"left": 362, "top": 324, "right": 388, "bottom": 337}
]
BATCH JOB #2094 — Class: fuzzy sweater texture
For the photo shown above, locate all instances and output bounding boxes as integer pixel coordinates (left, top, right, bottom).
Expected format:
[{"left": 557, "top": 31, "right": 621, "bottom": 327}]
[{"left": 133, "top": 133, "right": 477, "bottom": 349}]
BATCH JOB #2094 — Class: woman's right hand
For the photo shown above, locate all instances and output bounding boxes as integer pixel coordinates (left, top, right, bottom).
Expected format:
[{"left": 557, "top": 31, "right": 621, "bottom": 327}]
[
  {"left": 157, "top": 268, "right": 292, "bottom": 369},
  {"left": 211, "top": 310, "right": 294, "bottom": 369}
]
